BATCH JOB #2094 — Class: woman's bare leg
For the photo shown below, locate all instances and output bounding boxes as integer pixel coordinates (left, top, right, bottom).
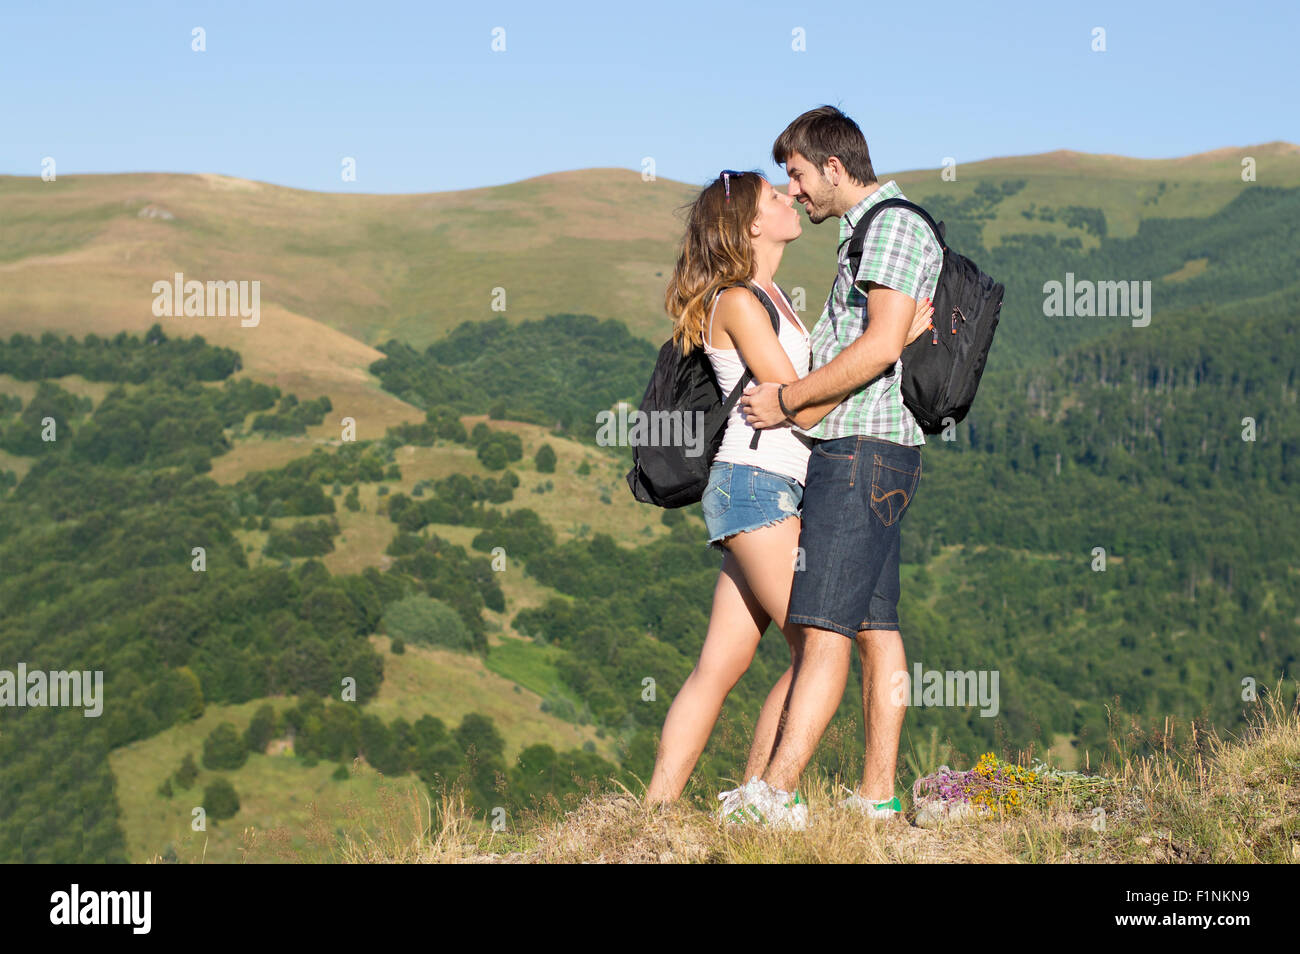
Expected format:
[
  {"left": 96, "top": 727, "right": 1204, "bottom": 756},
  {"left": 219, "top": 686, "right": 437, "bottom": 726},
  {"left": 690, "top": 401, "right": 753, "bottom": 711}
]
[
  {"left": 645, "top": 549, "right": 769, "bottom": 803},
  {"left": 727, "top": 516, "right": 805, "bottom": 781},
  {"left": 644, "top": 514, "right": 805, "bottom": 802}
]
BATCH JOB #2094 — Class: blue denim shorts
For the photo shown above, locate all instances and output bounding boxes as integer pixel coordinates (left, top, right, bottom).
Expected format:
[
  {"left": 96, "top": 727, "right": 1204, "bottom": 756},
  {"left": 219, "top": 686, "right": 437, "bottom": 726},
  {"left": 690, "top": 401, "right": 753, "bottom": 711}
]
[
  {"left": 701, "top": 461, "right": 803, "bottom": 553},
  {"left": 786, "top": 435, "right": 922, "bottom": 637}
]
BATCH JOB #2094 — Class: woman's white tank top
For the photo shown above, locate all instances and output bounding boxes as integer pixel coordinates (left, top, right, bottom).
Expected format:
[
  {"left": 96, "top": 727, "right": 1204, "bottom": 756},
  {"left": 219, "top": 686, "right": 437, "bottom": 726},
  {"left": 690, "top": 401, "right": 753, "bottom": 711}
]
[{"left": 702, "top": 284, "right": 811, "bottom": 485}]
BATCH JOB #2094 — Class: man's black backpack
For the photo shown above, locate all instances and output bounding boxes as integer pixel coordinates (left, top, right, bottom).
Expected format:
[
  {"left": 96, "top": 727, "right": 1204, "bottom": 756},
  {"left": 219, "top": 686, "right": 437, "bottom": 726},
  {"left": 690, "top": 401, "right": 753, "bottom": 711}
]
[
  {"left": 624, "top": 281, "right": 784, "bottom": 508},
  {"left": 846, "top": 197, "right": 1004, "bottom": 434}
]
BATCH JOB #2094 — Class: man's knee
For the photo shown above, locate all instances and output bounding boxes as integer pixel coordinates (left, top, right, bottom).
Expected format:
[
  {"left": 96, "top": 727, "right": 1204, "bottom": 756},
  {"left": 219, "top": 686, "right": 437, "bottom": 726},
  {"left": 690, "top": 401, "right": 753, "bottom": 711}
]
[
  {"left": 855, "top": 627, "right": 903, "bottom": 652},
  {"left": 801, "top": 626, "right": 851, "bottom": 662}
]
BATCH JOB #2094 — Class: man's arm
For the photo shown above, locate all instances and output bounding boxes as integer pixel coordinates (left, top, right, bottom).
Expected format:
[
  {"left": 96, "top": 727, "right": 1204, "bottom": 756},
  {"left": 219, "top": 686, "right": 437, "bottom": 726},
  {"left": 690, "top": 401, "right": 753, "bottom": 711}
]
[
  {"left": 787, "top": 394, "right": 846, "bottom": 430},
  {"left": 740, "top": 289, "right": 933, "bottom": 429},
  {"left": 779, "top": 283, "right": 915, "bottom": 415}
]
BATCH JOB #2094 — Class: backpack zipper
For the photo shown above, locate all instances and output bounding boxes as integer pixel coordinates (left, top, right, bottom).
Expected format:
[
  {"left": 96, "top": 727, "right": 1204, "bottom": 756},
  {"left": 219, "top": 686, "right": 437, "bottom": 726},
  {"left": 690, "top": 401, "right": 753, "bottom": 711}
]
[{"left": 951, "top": 305, "right": 966, "bottom": 335}]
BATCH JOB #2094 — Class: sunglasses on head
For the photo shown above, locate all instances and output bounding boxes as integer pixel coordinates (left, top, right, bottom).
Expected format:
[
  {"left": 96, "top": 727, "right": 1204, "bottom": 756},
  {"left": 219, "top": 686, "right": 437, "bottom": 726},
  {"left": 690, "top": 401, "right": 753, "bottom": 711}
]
[{"left": 720, "top": 169, "right": 747, "bottom": 202}]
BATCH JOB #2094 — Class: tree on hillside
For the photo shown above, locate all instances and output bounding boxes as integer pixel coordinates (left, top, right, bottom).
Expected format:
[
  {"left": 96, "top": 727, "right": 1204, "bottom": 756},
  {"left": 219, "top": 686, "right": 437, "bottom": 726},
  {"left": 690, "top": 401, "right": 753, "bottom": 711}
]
[
  {"left": 478, "top": 440, "right": 508, "bottom": 471},
  {"left": 243, "top": 704, "right": 278, "bottom": 755},
  {"left": 203, "top": 777, "right": 240, "bottom": 821},
  {"left": 455, "top": 713, "right": 508, "bottom": 811},
  {"left": 174, "top": 753, "right": 200, "bottom": 790},
  {"left": 382, "top": 594, "right": 474, "bottom": 652},
  {"left": 455, "top": 712, "right": 506, "bottom": 761},
  {"left": 535, "top": 443, "right": 556, "bottom": 473},
  {"left": 202, "top": 722, "right": 249, "bottom": 771}
]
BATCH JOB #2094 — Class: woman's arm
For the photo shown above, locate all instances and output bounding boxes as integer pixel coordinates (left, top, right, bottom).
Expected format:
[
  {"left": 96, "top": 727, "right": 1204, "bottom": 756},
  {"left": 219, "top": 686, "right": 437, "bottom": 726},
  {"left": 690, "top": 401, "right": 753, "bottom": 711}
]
[{"left": 714, "top": 287, "right": 801, "bottom": 387}]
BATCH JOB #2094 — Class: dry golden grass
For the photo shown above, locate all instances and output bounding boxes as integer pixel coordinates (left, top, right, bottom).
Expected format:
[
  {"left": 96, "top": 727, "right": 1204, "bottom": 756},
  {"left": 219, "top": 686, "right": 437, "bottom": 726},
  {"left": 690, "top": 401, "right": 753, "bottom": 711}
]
[
  {"left": 332, "top": 785, "right": 496, "bottom": 865},
  {"left": 311, "top": 688, "right": 1300, "bottom": 864}
]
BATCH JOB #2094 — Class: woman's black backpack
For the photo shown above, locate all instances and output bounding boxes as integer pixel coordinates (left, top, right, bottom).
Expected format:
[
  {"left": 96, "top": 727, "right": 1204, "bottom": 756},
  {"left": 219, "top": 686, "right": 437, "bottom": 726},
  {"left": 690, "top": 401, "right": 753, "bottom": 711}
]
[
  {"left": 845, "top": 197, "right": 1004, "bottom": 434},
  {"left": 624, "top": 282, "right": 783, "bottom": 508}
]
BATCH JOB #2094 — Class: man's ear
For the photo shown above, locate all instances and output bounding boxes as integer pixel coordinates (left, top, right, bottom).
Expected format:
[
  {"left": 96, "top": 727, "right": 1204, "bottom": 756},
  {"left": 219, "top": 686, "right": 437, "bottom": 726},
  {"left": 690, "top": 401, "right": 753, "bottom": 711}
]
[{"left": 824, "top": 156, "right": 841, "bottom": 187}]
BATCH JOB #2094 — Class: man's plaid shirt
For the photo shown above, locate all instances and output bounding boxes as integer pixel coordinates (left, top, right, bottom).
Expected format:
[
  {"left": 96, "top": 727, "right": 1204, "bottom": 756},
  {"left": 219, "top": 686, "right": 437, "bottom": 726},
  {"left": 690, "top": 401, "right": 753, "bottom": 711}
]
[{"left": 793, "top": 180, "right": 942, "bottom": 446}]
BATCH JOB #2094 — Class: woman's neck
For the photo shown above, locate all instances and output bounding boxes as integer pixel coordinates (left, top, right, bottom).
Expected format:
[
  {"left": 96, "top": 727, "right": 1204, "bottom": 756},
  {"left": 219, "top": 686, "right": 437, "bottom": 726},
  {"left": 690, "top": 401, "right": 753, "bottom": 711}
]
[{"left": 750, "top": 239, "right": 786, "bottom": 290}]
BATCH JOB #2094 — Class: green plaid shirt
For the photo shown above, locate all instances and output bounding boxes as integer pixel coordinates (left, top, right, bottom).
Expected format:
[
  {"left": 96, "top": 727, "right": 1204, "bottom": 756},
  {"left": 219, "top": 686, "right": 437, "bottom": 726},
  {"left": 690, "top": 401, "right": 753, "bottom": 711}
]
[{"left": 794, "top": 180, "right": 942, "bottom": 446}]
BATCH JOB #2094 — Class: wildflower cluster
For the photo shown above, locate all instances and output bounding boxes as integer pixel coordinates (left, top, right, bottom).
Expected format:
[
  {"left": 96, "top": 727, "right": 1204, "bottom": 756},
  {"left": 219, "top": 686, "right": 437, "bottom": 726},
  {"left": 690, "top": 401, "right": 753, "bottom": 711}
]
[{"left": 913, "top": 753, "right": 1117, "bottom": 818}]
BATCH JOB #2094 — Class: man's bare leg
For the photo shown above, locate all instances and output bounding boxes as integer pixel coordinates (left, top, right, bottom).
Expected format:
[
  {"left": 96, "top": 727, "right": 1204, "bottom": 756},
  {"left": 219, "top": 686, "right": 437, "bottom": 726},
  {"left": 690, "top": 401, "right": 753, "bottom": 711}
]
[
  {"left": 855, "top": 628, "right": 907, "bottom": 800},
  {"left": 742, "top": 661, "right": 796, "bottom": 782},
  {"left": 761, "top": 626, "right": 851, "bottom": 792}
]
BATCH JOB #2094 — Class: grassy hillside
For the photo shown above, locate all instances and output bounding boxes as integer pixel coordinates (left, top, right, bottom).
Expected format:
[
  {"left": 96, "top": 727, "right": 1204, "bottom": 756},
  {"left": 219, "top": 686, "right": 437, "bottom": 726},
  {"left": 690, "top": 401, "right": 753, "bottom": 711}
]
[{"left": 3, "top": 142, "right": 1296, "bottom": 357}]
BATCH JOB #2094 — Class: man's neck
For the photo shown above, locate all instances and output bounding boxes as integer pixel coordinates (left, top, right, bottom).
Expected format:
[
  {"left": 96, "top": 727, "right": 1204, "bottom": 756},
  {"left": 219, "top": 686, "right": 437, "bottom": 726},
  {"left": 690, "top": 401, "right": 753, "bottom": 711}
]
[{"left": 838, "top": 179, "right": 882, "bottom": 217}]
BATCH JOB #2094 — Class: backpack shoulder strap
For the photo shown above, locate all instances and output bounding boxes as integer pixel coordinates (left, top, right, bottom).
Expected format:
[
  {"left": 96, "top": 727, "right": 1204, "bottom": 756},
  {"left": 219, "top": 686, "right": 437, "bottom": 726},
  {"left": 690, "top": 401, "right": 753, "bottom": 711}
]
[
  {"left": 845, "top": 197, "right": 947, "bottom": 278},
  {"left": 713, "top": 282, "right": 752, "bottom": 414},
  {"left": 713, "top": 281, "right": 781, "bottom": 334},
  {"left": 712, "top": 281, "right": 783, "bottom": 449},
  {"left": 749, "top": 284, "right": 784, "bottom": 334}
]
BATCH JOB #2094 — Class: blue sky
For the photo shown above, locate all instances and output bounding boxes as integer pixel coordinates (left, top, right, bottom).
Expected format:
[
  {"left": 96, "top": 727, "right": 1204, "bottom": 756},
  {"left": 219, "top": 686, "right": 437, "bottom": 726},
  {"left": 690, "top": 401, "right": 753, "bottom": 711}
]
[{"left": 2, "top": 0, "right": 1296, "bottom": 193}]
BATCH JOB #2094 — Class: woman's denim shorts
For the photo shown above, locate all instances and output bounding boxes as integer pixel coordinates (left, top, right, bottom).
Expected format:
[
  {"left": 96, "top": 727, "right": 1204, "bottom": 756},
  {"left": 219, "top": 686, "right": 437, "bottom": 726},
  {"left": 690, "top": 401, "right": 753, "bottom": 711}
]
[{"left": 701, "top": 461, "right": 803, "bottom": 553}]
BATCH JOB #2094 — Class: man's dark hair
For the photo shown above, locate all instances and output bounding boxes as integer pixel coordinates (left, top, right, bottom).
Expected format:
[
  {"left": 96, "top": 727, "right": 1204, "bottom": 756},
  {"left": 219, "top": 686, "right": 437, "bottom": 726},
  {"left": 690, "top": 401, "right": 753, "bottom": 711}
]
[{"left": 772, "top": 105, "right": 876, "bottom": 186}]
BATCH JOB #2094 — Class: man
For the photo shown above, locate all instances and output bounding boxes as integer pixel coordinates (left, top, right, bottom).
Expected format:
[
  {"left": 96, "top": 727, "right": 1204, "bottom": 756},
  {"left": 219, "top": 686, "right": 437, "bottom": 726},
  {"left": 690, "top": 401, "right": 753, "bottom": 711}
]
[{"left": 736, "top": 105, "right": 943, "bottom": 826}]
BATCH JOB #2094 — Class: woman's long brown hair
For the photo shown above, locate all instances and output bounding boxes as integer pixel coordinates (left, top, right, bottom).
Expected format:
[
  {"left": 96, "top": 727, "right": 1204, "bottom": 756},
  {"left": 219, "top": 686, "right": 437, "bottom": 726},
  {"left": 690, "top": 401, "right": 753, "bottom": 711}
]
[{"left": 664, "top": 170, "right": 764, "bottom": 357}]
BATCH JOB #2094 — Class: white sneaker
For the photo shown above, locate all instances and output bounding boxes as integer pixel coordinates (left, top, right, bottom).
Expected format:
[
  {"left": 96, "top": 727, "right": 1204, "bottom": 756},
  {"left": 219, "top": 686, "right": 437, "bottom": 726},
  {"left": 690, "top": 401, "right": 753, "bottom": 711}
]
[
  {"left": 725, "top": 778, "right": 809, "bottom": 831},
  {"left": 839, "top": 787, "right": 903, "bottom": 820},
  {"left": 716, "top": 779, "right": 751, "bottom": 822},
  {"left": 719, "top": 777, "right": 766, "bottom": 824},
  {"left": 764, "top": 787, "right": 811, "bottom": 831}
]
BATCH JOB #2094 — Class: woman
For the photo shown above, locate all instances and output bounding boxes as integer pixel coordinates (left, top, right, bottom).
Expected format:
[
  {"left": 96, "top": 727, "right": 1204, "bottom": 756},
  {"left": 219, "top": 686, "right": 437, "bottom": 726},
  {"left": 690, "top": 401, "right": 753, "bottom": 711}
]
[{"left": 644, "top": 169, "right": 932, "bottom": 807}]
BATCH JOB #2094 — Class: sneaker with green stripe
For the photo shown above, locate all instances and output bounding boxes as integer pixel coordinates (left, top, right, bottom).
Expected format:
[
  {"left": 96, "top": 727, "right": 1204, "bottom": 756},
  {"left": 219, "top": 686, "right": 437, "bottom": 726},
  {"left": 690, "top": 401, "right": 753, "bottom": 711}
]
[
  {"left": 721, "top": 778, "right": 810, "bottom": 830},
  {"left": 839, "top": 787, "right": 903, "bottom": 820}
]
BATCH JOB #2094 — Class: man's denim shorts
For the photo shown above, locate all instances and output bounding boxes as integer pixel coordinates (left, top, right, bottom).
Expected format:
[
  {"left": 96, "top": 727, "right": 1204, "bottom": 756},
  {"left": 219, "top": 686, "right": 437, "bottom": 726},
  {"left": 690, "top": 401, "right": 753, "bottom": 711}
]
[
  {"left": 701, "top": 461, "right": 803, "bottom": 553},
  {"left": 786, "top": 435, "right": 922, "bottom": 638}
]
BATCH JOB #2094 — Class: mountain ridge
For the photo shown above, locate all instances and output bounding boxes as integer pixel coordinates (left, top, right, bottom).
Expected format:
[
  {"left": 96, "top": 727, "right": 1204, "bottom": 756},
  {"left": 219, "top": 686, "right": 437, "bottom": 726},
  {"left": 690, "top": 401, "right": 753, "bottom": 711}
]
[{"left": 7, "top": 140, "right": 1295, "bottom": 196}]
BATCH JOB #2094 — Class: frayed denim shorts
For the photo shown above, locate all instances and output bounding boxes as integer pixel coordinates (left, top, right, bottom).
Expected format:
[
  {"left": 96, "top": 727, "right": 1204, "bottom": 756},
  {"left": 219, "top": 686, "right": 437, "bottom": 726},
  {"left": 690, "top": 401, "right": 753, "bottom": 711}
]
[{"left": 701, "top": 461, "right": 803, "bottom": 553}]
